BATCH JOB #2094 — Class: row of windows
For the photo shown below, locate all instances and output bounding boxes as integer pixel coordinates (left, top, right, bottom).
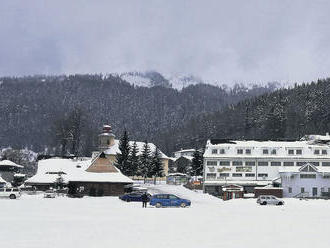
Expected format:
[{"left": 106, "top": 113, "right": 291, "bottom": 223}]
[
  {"left": 206, "top": 160, "right": 330, "bottom": 167},
  {"left": 211, "top": 148, "right": 328, "bottom": 156},
  {"left": 288, "top": 187, "right": 330, "bottom": 194},
  {"left": 206, "top": 173, "right": 268, "bottom": 179}
]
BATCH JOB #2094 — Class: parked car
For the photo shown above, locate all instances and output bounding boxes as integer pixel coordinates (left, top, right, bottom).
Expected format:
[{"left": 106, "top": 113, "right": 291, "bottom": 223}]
[
  {"left": 44, "top": 189, "right": 56, "bottom": 198},
  {"left": 119, "top": 192, "right": 151, "bottom": 202},
  {"left": 257, "top": 195, "right": 284, "bottom": 205},
  {"left": 0, "top": 187, "right": 21, "bottom": 199},
  {"left": 150, "top": 194, "right": 191, "bottom": 208}
]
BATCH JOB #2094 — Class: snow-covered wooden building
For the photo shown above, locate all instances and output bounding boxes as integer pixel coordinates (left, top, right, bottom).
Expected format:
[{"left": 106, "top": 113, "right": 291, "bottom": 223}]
[{"left": 25, "top": 154, "right": 133, "bottom": 196}]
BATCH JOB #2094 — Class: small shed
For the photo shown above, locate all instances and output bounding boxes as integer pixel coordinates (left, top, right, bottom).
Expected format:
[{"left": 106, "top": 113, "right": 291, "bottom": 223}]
[
  {"left": 254, "top": 185, "right": 283, "bottom": 198},
  {"left": 166, "top": 173, "right": 189, "bottom": 185},
  {"left": 222, "top": 184, "right": 244, "bottom": 200}
]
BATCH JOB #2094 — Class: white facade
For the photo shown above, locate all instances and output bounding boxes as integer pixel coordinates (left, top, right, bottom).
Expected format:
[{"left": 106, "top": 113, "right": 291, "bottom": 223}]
[
  {"left": 174, "top": 149, "right": 196, "bottom": 158},
  {"left": 203, "top": 135, "right": 330, "bottom": 193},
  {"left": 280, "top": 163, "right": 330, "bottom": 198}
]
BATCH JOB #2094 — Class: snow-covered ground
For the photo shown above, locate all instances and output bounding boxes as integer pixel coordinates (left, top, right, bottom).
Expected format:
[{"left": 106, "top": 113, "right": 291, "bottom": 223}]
[{"left": 1, "top": 185, "right": 330, "bottom": 248}]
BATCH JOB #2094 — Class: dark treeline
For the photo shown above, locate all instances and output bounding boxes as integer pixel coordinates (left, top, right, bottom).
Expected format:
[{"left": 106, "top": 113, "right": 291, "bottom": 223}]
[
  {"left": 0, "top": 74, "right": 274, "bottom": 155},
  {"left": 156, "top": 79, "right": 330, "bottom": 152}
]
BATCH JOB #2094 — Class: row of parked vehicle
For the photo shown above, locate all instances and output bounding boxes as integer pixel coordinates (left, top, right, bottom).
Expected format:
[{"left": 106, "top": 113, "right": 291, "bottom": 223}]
[{"left": 119, "top": 192, "right": 192, "bottom": 208}]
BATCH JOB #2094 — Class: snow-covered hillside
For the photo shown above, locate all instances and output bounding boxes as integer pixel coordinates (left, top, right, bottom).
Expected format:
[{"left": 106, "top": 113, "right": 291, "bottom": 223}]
[
  {"left": 1, "top": 185, "right": 330, "bottom": 248},
  {"left": 116, "top": 71, "right": 204, "bottom": 90},
  {"left": 115, "top": 71, "right": 284, "bottom": 91}
]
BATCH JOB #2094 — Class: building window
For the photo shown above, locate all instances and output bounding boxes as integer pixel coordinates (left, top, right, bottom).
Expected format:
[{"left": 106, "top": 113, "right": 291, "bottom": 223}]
[
  {"left": 232, "top": 161, "right": 243, "bottom": 166},
  {"left": 219, "top": 161, "right": 230, "bottom": 166},
  {"left": 271, "top": 161, "right": 281, "bottom": 166},
  {"left": 271, "top": 149, "right": 277, "bottom": 155},
  {"left": 283, "top": 162, "right": 294, "bottom": 166},
  {"left": 300, "top": 174, "right": 316, "bottom": 179},
  {"left": 314, "top": 149, "right": 320, "bottom": 155},
  {"left": 219, "top": 173, "right": 229, "bottom": 177},
  {"left": 296, "top": 149, "right": 302, "bottom": 155},
  {"left": 322, "top": 150, "right": 328, "bottom": 155},
  {"left": 262, "top": 149, "right": 269, "bottom": 155},
  {"left": 258, "top": 161, "right": 268, "bottom": 166},
  {"left": 245, "top": 173, "right": 255, "bottom": 177},
  {"left": 311, "top": 162, "right": 319, "bottom": 166},
  {"left": 232, "top": 173, "right": 242, "bottom": 177},
  {"left": 219, "top": 149, "right": 225, "bottom": 154},
  {"left": 288, "top": 187, "right": 292, "bottom": 193},
  {"left": 237, "top": 149, "right": 243, "bottom": 154},
  {"left": 288, "top": 149, "right": 294, "bottom": 155},
  {"left": 206, "top": 173, "right": 216, "bottom": 179},
  {"left": 301, "top": 187, "right": 305, "bottom": 193},
  {"left": 245, "top": 161, "right": 255, "bottom": 166},
  {"left": 323, "top": 162, "right": 330, "bottom": 167},
  {"left": 212, "top": 149, "right": 218, "bottom": 154},
  {"left": 246, "top": 149, "right": 251, "bottom": 155},
  {"left": 206, "top": 161, "right": 217, "bottom": 166},
  {"left": 258, "top": 173, "right": 268, "bottom": 178}
]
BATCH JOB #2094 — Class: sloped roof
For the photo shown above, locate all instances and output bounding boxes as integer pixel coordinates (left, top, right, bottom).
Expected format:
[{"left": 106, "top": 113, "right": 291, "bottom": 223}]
[
  {"left": 0, "top": 175, "right": 7, "bottom": 183},
  {"left": 279, "top": 163, "right": 330, "bottom": 173},
  {"left": 103, "top": 139, "right": 169, "bottom": 159},
  {"left": 0, "top": 160, "right": 23, "bottom": 168},
  {"left": 25, "top": 157, "right": 133, "bottom": 184}
]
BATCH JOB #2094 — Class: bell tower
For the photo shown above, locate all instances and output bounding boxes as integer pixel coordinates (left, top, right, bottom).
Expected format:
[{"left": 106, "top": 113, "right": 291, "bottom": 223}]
[{"left": 98, "top": 124, "right": 115, "bottom": 151}]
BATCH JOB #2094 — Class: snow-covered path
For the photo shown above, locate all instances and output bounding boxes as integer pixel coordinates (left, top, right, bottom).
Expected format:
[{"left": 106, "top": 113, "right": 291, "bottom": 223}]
[{"left": 1, "top": 186, "right": 330, "bottom": 248}]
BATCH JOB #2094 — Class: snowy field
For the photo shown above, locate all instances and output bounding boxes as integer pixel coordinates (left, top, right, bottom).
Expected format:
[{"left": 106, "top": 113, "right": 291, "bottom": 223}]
[{"left": 1, "top": 185, "right": 330, "bottom": 248}]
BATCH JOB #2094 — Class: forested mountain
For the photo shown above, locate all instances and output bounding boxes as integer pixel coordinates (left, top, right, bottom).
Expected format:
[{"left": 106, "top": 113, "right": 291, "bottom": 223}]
[
  {"left": 156, "top": 79, "right": 330, "bottom": 153},
  {"left": 0, "top": 74, "right": 275, "bottom": 155}
]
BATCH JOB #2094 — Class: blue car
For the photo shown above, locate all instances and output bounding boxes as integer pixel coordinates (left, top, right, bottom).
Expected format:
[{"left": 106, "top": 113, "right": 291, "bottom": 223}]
[
  {"left": 119, "top": 192, "right": 151, "bottom": 202},
  {"left": 150, "top": 194, "right": 191, "bottom": 208}
]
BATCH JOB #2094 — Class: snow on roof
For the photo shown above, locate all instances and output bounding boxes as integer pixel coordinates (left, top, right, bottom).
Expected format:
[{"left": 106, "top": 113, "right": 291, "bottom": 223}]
[
  {"left": 168, "top": 173, "right": 188, "bottom": 176},
  {"left": 14, "top": 173, "right": 26, "bottom": 177},
  {"left": 207, "top": 139, "right": 313, "bottom": 148},
  {"left": 26, "top": 157, "right": 133, "bottom": 184},
  {"left": 170, "top": 156, "right": 193, "bottom": 162},
  {"left": 0, "top": 175, "right": 7, "bottom": 183},
  {"left": 0, "top": 160, "right": 24, "bottom": 168},
  {"left": 175, "top": 149, "right": 195, "bottom": 153},
  {"left": 279, "top": 164, "right": 330, "bottom": 173},
  {"left": 103, "top": 140, "right": 169, "bottom": 159},
  {"left": 69, "top": 171, "right": 133, "bottom": 183},
  {"left": 255, "top": 185, "right": 283, "bottom": 189},
  {"left": 204, "top": 180, "right": 271, "bottom": 186}
]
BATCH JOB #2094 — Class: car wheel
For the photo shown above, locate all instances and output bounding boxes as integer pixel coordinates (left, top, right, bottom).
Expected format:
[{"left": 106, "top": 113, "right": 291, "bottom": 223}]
[
  {"left": 9, "top": 194, "right": 16, "bottom": 199},
  {"left": 261, "top": 201, "right": 267, "bottom": 205},
  {"left": 126, "top": 199, "right": 130, "bottom": 202},
  {"left": 277, "top": 202, "right": 283, "bottom": 206},
  {"left": 180, "top": 202, "right": 186, "bottom": 208},
  {"left": 155, "top": 202, "right": 162, "bottom": 208}
]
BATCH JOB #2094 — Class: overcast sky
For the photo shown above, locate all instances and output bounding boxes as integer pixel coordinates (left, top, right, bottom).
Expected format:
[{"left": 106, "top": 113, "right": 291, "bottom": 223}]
[{"left": 1, "top": 0, "right": 330, "bottom": 85}]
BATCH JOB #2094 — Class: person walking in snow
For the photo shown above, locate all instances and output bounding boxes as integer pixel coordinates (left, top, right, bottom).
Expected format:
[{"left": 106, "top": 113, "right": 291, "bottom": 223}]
[{"left": 142, "top": 192, "right": 149, "bottom": 208}]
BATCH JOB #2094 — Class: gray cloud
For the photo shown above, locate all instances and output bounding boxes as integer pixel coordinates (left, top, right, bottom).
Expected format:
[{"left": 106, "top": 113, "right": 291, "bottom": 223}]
[{"left": 1, "top": 0, "right": 330, "bottom": 85}]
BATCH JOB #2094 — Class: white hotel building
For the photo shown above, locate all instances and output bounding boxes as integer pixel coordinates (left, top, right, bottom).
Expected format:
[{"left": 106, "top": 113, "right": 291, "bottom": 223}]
[{"left": 203, "top": 134, "right": 330, "bottom": 195}]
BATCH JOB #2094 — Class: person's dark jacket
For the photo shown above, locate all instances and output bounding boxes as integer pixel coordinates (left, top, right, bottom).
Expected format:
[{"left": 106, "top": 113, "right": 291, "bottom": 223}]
[{"left": 141, "top": 193, "right": 149, "bottom": 202}]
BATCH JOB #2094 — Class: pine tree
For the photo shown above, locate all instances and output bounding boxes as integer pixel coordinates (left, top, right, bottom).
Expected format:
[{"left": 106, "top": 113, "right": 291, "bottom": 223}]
[
  {"left": 191, "top": 149, "right": 203, "bottom": 176},
  {"left": 128, "top": 141, "right": 139, "bottom": 177},
  {"left": 115, "top": 130, "right": 131, "bottom": 175},
  {"left": 139, "top": 141, "right": 152, "bottom": 183},
  {"left": 151, "top": 147, "right": 164, "bottom": 184}
]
